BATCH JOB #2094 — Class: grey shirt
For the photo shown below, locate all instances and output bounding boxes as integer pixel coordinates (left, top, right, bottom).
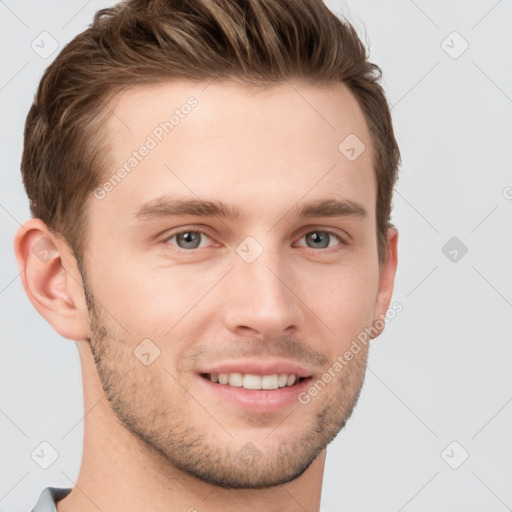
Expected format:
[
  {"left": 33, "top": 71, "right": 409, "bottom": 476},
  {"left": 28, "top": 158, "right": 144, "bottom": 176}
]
[{"left": 31, "top": 487, "right": 71, "bottom": 512}]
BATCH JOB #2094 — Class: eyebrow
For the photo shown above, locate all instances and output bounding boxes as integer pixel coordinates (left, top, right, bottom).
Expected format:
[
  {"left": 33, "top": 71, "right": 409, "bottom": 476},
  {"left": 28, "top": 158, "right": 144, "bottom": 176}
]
[
  {"left": 134, "top": 196, "right": 368, "bottom": 221},
  {"left": 293, "top": 198, "right": 367, "bottom": 219},
  {"left": 134, "top": 197, "right": 243, "bottom": 220}
]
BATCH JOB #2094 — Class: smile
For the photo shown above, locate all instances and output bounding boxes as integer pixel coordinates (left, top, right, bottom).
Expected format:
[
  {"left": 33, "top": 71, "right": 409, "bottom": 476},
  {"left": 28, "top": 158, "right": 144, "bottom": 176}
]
[{"left": 202, "top": 372, "right": 306, "bottom": 390}]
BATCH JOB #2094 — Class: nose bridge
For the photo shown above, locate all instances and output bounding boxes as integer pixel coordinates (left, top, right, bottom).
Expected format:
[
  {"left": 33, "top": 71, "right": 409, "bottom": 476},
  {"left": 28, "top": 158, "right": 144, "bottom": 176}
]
[
  {"left": 242, "top": 251, "right": 285, "bottom": 303},
  {"left": 221, "top": 236, "right": 302, "bottom": 337}
]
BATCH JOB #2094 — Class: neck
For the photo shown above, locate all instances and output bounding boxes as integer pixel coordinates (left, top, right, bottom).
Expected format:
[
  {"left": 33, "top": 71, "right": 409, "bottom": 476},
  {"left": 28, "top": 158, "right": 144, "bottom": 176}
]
[{"left": 56, "top": 341, "right": 326, "bottom": 512}]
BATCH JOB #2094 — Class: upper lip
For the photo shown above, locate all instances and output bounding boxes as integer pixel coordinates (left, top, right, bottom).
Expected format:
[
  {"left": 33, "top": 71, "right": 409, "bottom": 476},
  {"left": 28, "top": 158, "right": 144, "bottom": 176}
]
[{"left": 197, "top": 359, "right": 314, "bottom": 378}]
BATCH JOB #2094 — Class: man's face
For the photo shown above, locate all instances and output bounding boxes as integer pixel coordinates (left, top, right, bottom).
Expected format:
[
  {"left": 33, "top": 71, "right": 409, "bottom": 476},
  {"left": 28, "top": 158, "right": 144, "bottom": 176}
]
[{"left": 81, "top": 79, "right": 391, "bottom": 488}]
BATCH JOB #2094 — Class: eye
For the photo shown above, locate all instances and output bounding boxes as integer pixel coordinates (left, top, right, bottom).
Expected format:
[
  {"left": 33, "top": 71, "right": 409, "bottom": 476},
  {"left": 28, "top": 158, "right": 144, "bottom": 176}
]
[
  {"left": 164, "top": 230, "right": 212, "bottom": 250},
  {"left": 296, "top": 230, "right": 345, "bottom": 250},
  {"left": 161, "top": 228, "right": 346, "bottom": 252}
]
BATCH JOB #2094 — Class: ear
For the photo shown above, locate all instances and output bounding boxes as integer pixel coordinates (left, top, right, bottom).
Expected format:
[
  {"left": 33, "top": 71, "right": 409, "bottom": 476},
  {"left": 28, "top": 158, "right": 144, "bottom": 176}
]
[
  {"left": 13, "top": 218, "right": 90, "bottom": 341},
  {"left": 371, "top": 226, "right": 399, "bottom": 338}
]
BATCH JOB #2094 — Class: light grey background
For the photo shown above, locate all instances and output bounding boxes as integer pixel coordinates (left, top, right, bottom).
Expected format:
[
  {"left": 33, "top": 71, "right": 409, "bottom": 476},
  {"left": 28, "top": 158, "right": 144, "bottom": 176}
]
[{"left": 1, "top": 1, "right": 511, "bottom": 511}]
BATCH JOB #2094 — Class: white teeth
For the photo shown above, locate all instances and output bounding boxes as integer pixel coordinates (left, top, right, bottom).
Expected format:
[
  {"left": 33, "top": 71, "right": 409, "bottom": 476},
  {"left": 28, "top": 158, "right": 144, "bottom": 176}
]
[
  {"left": 261, "top": 374, "right": 279, "bottom": 390},
  {"left": 209, "top": 372, "right": 302, "bottom": 389},
  {"left": 228, "top": 372, "right": 243, "bottom": 387},
  {"left": 278, "top": 374, "right": 288, "bottom": 387},
  {"left": 243, "top": 374, "right": 261, "bottom": 390}
]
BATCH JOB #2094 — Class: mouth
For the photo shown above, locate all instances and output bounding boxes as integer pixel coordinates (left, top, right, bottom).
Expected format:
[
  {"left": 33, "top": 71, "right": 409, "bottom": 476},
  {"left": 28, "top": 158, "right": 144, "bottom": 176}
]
[
  {"left": 196, "top": 364, "right": 314, "bottom": 412},
  {"left": 200, "top": 372, "right": 310, "bottom": 390},
  {"left": 195, "top": 360, "right": 315, "bottom": 411}
]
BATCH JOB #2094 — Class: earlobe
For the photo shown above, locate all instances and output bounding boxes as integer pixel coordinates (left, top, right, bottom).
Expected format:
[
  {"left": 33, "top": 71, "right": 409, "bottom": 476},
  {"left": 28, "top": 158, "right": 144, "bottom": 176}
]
[
  {"left": 13, "top": 218, "right": 90, "bottom": 341},
  {"left": 371, "top": 226, "right": 399, "bottom": 338}
]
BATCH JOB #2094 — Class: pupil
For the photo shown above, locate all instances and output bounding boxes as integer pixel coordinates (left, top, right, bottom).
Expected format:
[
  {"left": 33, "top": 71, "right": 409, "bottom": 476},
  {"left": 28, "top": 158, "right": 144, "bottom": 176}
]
[
  {"left": 179, "top": 232, "right": 199, "bottom": 248},
  {"left": 308, "top": 231, "right": 328, "bottom": 248}
]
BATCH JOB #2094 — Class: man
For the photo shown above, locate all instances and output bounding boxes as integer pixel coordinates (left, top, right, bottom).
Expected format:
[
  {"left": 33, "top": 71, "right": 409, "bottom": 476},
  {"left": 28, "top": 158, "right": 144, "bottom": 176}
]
[{"left": 15, "top": 0, "right": 400, "bottom": 510}]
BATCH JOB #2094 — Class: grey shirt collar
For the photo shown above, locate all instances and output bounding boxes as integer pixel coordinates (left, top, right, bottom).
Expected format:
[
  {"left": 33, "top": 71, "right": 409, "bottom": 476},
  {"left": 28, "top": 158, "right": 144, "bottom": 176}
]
[{"left": 31, "top": 487, "right": 72, "bottom": 512}]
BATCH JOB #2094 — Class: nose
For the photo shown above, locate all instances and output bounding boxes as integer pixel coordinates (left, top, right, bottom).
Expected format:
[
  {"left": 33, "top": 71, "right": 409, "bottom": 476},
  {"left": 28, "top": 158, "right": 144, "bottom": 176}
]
[{"left": 219, "top": 246, "right": 304, "bottom": 340}]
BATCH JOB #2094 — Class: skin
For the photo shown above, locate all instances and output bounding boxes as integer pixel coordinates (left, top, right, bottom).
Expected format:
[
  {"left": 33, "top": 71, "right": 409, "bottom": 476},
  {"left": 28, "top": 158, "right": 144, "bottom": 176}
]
[{"left": 14, "top": 79, "right": 398, "bottom": 512}]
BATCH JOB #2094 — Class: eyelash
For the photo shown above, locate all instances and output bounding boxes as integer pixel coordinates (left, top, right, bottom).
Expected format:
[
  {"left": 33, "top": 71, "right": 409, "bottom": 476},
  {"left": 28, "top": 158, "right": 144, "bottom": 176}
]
[{"left": 161, "top": 227, "right": 347, "bottom": 253}]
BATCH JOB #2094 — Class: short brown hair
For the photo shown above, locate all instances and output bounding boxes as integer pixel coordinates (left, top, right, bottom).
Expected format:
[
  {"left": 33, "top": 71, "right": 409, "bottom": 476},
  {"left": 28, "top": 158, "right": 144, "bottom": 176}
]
[{"left": 21, "top": 0, "right": 400, "bottom": 267}]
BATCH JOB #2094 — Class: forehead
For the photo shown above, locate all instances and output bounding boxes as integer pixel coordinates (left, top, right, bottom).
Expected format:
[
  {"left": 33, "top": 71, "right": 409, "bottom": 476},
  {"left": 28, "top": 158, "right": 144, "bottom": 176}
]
[{"left": 94, "top": 79, "right": 376, "bottom": 225}]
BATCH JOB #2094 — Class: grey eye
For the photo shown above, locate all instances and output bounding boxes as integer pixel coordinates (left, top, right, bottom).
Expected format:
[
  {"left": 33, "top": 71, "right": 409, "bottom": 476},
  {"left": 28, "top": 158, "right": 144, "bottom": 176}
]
[
  {"left": 304, "top": 231, "right": 332, "bottom": 249},
  {"left": 175, "top": 231, "right": 203, "bottom": 249}
]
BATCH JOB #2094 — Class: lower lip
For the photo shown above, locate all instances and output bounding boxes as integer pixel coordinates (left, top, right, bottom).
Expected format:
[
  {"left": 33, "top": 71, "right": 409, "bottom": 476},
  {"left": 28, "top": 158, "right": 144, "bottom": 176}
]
[{"left": 197, "top": 375, "right": 312, "bottom": 412}]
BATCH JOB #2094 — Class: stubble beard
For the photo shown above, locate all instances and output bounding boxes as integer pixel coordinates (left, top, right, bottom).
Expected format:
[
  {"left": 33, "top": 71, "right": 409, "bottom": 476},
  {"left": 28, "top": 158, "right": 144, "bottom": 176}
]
[{"left": 83, "top": 278, "right": 369, "bottom": 489}]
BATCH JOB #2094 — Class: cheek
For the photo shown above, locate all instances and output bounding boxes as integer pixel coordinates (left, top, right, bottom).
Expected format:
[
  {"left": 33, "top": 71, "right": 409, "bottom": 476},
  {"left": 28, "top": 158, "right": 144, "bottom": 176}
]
[
  {"left": 88, "top": 242, "right": 380, "bottom": 345},
  {"left": 93, "top": 259, "right": 213, "bottom": 338},
  {"left": 304, "top": 261, "right": 379, "bottom": 339}
]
